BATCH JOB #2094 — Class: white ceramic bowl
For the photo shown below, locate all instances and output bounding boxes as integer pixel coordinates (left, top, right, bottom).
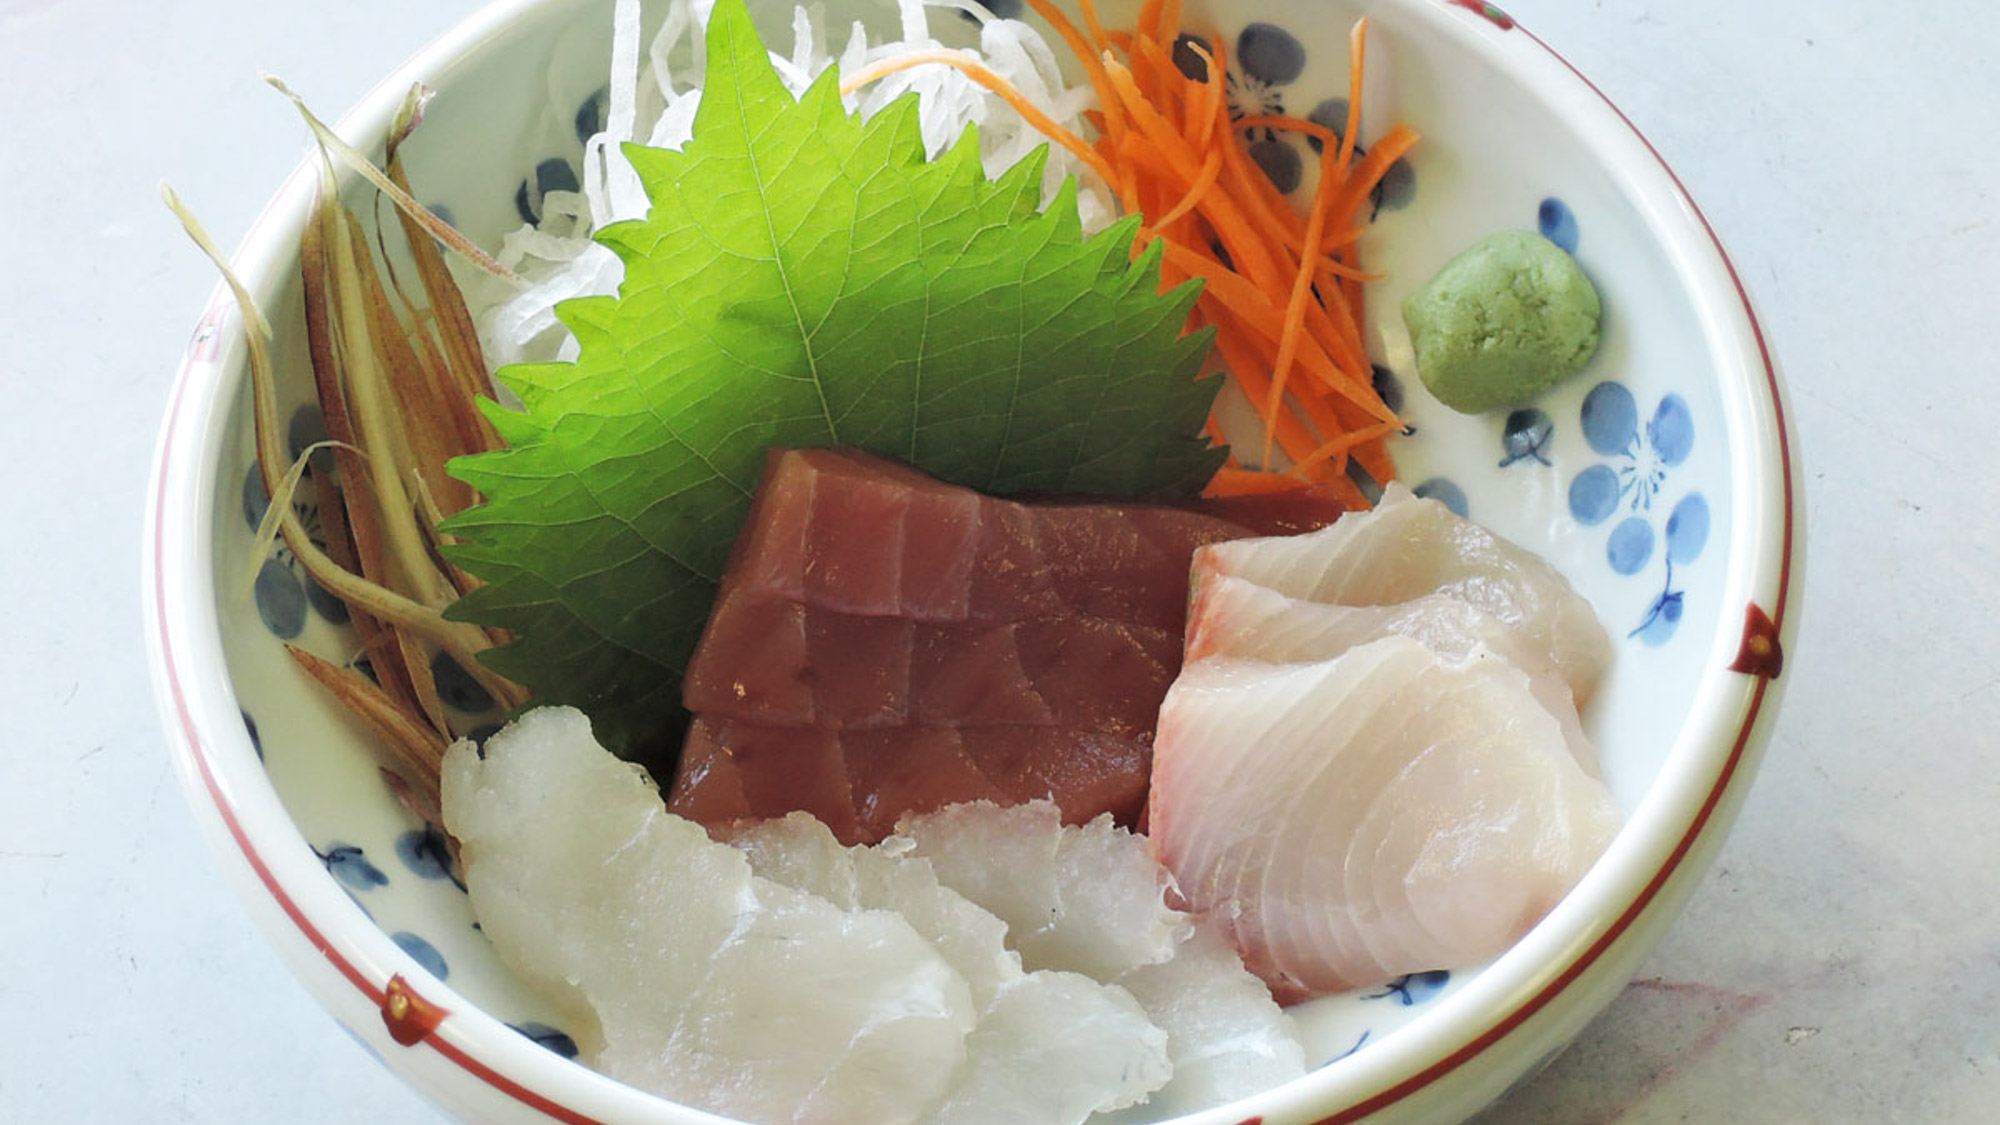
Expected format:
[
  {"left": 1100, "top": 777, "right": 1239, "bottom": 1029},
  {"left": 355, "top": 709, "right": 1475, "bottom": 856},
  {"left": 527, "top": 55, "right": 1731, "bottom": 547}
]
[{"left": 144, "top": 0, "right": 1802, "bottom": 1122}]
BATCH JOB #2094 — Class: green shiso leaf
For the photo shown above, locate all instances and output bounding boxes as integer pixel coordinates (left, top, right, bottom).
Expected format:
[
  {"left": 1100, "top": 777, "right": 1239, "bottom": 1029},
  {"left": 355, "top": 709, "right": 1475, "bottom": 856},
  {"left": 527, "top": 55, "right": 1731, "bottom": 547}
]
[{"left": 443, "top": 0, "right": 1223, "bottom": 766}]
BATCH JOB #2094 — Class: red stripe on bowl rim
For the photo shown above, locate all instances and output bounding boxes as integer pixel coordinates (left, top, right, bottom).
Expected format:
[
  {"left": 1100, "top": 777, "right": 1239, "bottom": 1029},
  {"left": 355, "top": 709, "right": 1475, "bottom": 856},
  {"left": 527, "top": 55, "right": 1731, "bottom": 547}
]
[{"left": 143, "top": 3, "right": 1798, "bottom": 1123}]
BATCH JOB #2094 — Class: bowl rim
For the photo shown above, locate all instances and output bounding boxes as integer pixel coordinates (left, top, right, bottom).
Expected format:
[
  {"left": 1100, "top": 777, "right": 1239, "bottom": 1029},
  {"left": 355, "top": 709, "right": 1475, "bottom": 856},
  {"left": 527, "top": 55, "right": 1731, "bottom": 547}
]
[{"left": 142, "top": 1, "right": 1801, "bottom": 1122}]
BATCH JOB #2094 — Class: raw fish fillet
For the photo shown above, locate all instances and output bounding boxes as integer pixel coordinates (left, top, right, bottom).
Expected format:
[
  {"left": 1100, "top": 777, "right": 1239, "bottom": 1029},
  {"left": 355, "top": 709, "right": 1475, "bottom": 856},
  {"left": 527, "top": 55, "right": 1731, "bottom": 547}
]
[
  {"left": 1187, "top": 578, "right": 1568, "bottom": 695},
  {"left": 897, "top": 800, "right": 1189, "bottom": 981},
  {"left": 1101, "top": 921, "right": 1307, "bottom": 1121},
  {"left": 1185, "top": 577, "right": 1602, "bottom": 776},
  {"left": 926, "top": 972, "right": 1168, "bottom": 1125},
  {"left": 674, "top": 448, "right": 1336, "bottom": 843},
  {"left": 1192, "top": 482, "right": 1609, "bottom": 706},
  {"left": 1149, "top": 638, "right": 1623, "bottom": 1002},
  {"left": 442, "top": 708, "right": 975, "bottom": 1125},
  {"left": 725, "top": 812, "right": 1023, "bottom": 1009},
  {"left": 897, "top": 800, "right": 1305, "bottom": 1114},
  {"left": 725, "top": 814, "right": 1173, "bottom": 1124},
  {"left": 672, "top": 720, "right": 1155, "bottom": 847}
]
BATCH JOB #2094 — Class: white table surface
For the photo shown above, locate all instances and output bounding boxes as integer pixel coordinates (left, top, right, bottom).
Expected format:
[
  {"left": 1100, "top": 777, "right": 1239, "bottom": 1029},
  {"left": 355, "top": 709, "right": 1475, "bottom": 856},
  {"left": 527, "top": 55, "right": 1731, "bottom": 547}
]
[{"left": 3, "top": 0, "right": 1992, "bottom": 1120}]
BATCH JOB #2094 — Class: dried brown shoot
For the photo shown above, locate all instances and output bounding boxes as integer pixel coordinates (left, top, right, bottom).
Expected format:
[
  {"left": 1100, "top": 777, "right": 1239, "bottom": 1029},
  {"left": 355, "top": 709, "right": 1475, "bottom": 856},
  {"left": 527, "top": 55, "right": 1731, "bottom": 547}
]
[
  {"left": 263, "top": 73, "right": 524, "bottom": 285},
  {"left": 166, "top": 82, "right": 536, "bottom": 819},
  {"left": 286, "top": 645, "right": 448, "bottom": 823}
]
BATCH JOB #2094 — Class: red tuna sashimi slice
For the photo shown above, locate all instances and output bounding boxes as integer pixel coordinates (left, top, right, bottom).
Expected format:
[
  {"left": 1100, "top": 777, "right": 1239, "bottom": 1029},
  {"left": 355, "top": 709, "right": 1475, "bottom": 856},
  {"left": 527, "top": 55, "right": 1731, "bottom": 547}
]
[
  {"left": 1149, "top": 636, "right": 1621, "bottom": 1001},
  {"left": 1192, "top": 482, "right": 1609, "bottom": 706},
  {"left": 713, "top": 446, "right": 1342, "bottom": 626},
  {"left": 673, "top": 719, "right": 1152, "bottom": 845},
  {"left": 723, "top": 445, "right": 986, "bottom": 618},
  {"left": 671, "top": 721, "right": 867, "bottom": 844},
  {"left": 676, "top": 448, "right": 1334, "bottom": 844},
  {"left": 685, "top": 605, "right": 1179, "bottom": 733}
]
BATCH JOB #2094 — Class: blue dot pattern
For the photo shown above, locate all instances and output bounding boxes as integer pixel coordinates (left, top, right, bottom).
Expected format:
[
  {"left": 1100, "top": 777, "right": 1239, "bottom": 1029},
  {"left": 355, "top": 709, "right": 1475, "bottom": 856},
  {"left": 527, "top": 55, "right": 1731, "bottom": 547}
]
[
  {"left": 305, "top": 574, "right": 350, "bottom": 626},
  {"left": 516, "top": 157, "right": 582, "bottom": 225},
  {"left": 241, "top": 465, "right": 268, "bottom": 530},
  {"left": 1413, "top": 478, "right": 1469, "bottom": 519},
  {"left": 1170, "top": 34, "right": 1212, "bottom": 82},
  {"left": 1581, "top": 382, "right": 1638, "bottom": 456},
  {"left": 287, "top": 405, "right": 332, "bottom": 472},
  {"left": 576, "top": 86, "right": 610, "bottom": 143},
  {"left": 1236, "top": 23, "right": 1306, "bottom": 84},
  {"left": 242, "top": 710, "right": 263, "bottom": 762},
  {"left": 254, "top": 558, "right": 307, "bottom": 639},
  {"left": 1568, "top": 464, "right": 1620, "bottom": 526},
  {"left": 393, "top": 931, "right": 450, "bottom": 982},
  {"left": 511, "top": 1021, "right": 582, "bottom": 1059},
  {"left": 320, "top": 844, "right": 389, "bottom": 891},
  {"left": 1607, "top": 516, "right": 1654, "bottom": 575},
  {"left": 1538, "top": 197, "right": 1580, "bottom": 254},
  {"left": 432, "top": 651, "right": 496, "bottom": 715},
  {"left": 1649, "top": 395, "right": 1694, "bottom": 466},
  {"left": 1306, "top": 98, "right": 1350, "bottom": 148},
  {"left": 1374, "top": 157, "right": 1417, "bottom": 211},
  {"left": 1632, "top": 593, "right": 1685, "bottom": 646},
  {"left": 396, "top": 824, "right": 458, "bottom": 883},
  {"left": 1665, "top": 493, "right": 1709, "bottom": 565},
  {"left": 1500, "top": 408, "right": 1553, "bottom": 467},
  {"left": 241, "top": 450, "right": 346, "bottom": 631},
  {"left": 1247, "top": 137, "right": 1302, "bottom": 194},
  {"left": 1304, "top": 98, "right": 1417, "bottom": 214}
]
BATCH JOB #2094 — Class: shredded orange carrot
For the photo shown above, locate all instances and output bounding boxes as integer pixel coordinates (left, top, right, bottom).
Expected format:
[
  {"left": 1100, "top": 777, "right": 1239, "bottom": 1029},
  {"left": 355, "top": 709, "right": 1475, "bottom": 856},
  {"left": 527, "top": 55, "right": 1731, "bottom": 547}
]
[
  {"left": 1233, "top": 114, "right": 1343, "bottom": 152},
  {"left": 1261, "top": 137, "right": 1340, "bottom": 462},
  {"left": 1206, "top": 466, "right": 1306, "bottom": 497},
  {"left": 841, "top": 10, "right": 1417, "bottom": 503},
  {"left": 1188, "top": 41, "right": 1226, "bottom": 150},
  {"left": 1150, "top": 143, "right": 1222, "bottom": 230}
]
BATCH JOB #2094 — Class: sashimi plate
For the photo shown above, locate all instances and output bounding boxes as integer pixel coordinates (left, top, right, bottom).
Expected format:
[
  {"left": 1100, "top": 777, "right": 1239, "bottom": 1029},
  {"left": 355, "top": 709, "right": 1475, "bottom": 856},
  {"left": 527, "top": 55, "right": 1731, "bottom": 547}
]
[{"left": 143, "top": 0, "right": 1799, "bottom": 1123}]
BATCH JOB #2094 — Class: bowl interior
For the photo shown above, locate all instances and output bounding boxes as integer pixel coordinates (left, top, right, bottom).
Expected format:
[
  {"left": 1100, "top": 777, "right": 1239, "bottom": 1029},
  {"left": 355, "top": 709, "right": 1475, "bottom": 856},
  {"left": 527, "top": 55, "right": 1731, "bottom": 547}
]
[{"left": 170, "top": 0, "right": 1780, "bottom": 1119}]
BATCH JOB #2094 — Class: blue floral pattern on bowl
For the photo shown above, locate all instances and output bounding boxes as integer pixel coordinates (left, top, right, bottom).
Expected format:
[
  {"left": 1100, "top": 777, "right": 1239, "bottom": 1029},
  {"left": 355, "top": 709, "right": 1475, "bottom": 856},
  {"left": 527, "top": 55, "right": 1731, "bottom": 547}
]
[
  {"left": 1170, "top": 21, "right": 1417, "bottom": 214},
  {"left": 1569, "top": 381, "right": 1708, "bottom": 644}
]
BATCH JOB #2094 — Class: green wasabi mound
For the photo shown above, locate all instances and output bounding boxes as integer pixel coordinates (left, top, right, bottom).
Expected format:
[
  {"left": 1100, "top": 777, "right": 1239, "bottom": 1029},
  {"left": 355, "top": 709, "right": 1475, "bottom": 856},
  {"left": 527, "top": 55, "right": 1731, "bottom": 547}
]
[{"left": 1401, "top": 229, "right": 1602, "bottom": 414}]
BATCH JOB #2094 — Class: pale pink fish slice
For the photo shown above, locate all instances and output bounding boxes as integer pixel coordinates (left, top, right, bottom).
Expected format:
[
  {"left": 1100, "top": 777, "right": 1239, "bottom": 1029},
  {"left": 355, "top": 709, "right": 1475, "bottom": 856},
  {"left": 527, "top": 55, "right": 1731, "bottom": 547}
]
[
  {"left": 1192, "top": 482, "right": 1611, "bottom": 707},
  {"left": 1184, "top": 576, "right": 1602, "bottom": 774},
  {"left": 1150, "top": 638, "right": 1621, "bottom": 1001}
]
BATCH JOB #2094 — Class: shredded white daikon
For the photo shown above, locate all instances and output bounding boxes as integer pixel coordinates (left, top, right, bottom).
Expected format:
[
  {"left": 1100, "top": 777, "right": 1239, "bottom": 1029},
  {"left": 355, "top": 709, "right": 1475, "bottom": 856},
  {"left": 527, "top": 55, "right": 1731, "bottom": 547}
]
[{"left": 473, "top": 0, "right": 1112, "bottom": 372}]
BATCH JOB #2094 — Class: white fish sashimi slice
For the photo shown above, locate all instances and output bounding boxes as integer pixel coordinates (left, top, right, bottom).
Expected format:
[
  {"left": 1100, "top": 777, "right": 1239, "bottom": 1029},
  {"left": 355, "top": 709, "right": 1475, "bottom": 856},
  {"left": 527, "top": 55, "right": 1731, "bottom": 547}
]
[
  {"left": 442, "top": 708, "right": 974, "bottom": 1125},
  {"left": 729, "top": 811, "right": 1176, "bottom": 1124},
  {"left": 1185, "top": 578, "right": 1603, "bottom": 774},
  {"left": 1098, "top": 920, "right": 1306, "bottom": 1121},
  {"left": 1349, "top": 682, "right": 1619, "bottom": 973},
  {"left": 725, "top": 809, "right": 865, "bottom": 906},
  {"left": 896, "top": 800, "right": 1189, "bottom": 981},
  {"left": 888, "top": 801, "right": 1306, "bottom": 1117},
  {"left": 649, "top": 884, "right": 972, "bottom": 1125},
  {"left": 438, "top": 706, "right": 737, "bottom": 1045},
  {"left": 1150, "top": 639, "right": 1622, "bottom": 1001},
  {"left": 1192, "top": 482, "right": 1611, "bottom": 706},
  {"left": 725, "top": 812, "right": 1022, "bottom": 1009},
  {"left": 1159, "top": 645, "right": 1433, "bottom": 999},
  {"left": 927, "top": 972, "right": 1170, "bottom": 1125}
]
